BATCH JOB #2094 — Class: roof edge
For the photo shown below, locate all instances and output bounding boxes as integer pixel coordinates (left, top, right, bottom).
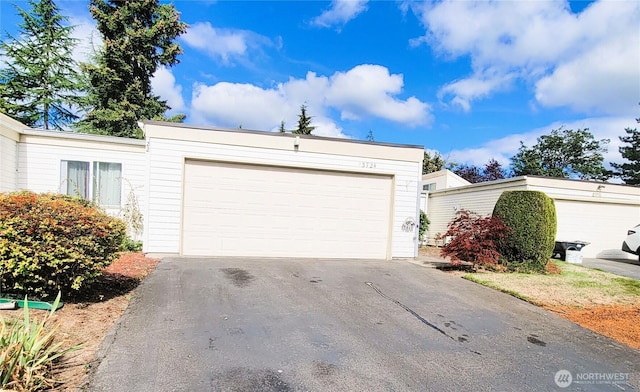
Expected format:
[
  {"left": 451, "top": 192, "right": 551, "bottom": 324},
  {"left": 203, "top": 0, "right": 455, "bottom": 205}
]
[
  {"left": 20, "top": 128, "right": 146, "bottom": 146},
  {"left": 142, "top": 120, "right": 424, "bottom": 150}
]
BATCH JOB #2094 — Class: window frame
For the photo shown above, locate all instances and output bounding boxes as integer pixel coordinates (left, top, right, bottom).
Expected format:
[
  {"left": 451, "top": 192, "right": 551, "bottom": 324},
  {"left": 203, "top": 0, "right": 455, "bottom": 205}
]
[
  {"left": 422, "top": 182, "right": 437, "bottom": 192},
  {"left": 60, "top": 160, "right": 90, "bottom": 199},
  {"left": 60, "top": 160, "right": 123, "bottom": 208},
  {"left": 92, "top": 161, "right": 122, "bottom": 208}
]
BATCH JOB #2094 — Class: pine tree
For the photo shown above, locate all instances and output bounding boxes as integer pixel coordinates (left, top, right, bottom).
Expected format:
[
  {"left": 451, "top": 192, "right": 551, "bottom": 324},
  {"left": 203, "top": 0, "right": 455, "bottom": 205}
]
[
  {"left": 279, "top": 120, "right": 286, "bottom": 133},
  {"left": 611, "top": 114, "right": 640, "bottom": 185},
  {"left": 365, "top": 130, "right": 375, "bottom": 141},
  {"left": 78, "top": 0, "right": 187, "bottom": 139},
  {"left": 0, "top": 0, "right": 82, "bottom": 130},
  {"left": 293, "top": 104, "right": 315, "bottom": 135},
  {"left": 422, "top": 151, "right": 445, "bottom": 174}
]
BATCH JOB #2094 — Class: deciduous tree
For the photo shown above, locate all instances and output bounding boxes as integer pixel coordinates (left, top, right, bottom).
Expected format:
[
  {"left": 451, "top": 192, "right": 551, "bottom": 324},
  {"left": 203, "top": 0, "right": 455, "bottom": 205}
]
[
  {"left": 511, "top": 127, "right": 610, "bottom": 181},
  {"left": 483, "top": 159, "right": 506, "bottom": 181},
  {"left": 452, "top": 159, "right": 506, "bottom": 183},
  {"left": 78, "top": 0, "right": 187, "bottom": 138},
  {"left": 0, "top": 0, "right": 82, "bottom": 130}
]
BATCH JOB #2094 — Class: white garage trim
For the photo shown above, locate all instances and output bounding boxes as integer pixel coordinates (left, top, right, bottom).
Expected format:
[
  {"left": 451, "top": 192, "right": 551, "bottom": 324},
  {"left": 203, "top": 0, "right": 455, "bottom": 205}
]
[{"left": 181, "top": 159, "right": 394, "bottom": 259}]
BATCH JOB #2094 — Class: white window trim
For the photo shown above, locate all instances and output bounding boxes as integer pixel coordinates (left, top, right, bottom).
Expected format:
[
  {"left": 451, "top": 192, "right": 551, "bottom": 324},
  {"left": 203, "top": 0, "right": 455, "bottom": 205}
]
[{"left": 60, "top": 160, "right": 123, "bottom": 208}]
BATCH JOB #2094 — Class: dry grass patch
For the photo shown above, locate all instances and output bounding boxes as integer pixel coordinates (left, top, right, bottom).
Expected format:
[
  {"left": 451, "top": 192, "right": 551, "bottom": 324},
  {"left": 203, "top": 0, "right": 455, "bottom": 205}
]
[
  {"left": 464, "top": 261, "right": 639, "bottom": 308},
  {"left": 463, "top": 260, "right": 640, "bottom": 349}
]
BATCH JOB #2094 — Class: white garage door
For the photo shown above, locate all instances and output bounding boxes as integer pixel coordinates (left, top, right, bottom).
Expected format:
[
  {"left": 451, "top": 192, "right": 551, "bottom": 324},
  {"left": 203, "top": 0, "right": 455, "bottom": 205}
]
[{"left": 181, "top": 160, "right": 393, "bottom": 258}]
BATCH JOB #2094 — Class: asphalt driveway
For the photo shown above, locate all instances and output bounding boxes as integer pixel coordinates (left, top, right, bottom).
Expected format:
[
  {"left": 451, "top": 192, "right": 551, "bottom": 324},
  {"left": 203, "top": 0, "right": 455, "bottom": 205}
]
[
  {"left": 86, "top": 258, "right": 639, "bottom": 391},
  {"left": 582, "top": 257, "right": 640, "bottom": 280}
]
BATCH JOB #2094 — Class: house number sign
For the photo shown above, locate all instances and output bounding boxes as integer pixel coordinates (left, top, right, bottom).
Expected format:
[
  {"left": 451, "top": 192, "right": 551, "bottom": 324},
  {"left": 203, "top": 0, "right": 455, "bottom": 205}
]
[{"left": 360, "top": 161, "right": 377, "bottom": 169}]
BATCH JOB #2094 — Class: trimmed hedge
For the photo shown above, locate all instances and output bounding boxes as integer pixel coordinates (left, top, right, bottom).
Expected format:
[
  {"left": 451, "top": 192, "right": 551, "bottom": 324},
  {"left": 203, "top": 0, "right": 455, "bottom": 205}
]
[
  {"left": 492, "top": 190, "right": 557, "bottom": 272},
  {"left": 0, "top": 191, "right": 127, "bottom": 299}
]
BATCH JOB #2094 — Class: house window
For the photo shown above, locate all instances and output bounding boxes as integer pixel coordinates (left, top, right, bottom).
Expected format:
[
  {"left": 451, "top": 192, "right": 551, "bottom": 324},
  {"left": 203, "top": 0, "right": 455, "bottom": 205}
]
[
  {"left": 60, "top": 160, "right": 122, "bottom": 207},
  {"left": 93, "top": 162, "right": 122, "bottom": 207},
  {"left": 422, "top": 183, "right": 437, "bottom": 192},
  {"left": 60, "top": 160, "right": 89, "bottom": 199}
]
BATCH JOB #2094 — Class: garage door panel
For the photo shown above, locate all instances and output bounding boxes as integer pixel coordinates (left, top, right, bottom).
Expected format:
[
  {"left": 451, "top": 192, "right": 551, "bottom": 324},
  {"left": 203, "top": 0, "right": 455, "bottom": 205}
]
[{"left": 182, "top": 160, "right": 392, "bottom": 258}]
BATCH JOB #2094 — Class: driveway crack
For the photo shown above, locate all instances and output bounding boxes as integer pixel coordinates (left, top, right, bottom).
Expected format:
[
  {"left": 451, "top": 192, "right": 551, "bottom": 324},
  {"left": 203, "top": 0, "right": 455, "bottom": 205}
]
[{"left": 365, "top": 281, "right": 454, "bottom": 340}]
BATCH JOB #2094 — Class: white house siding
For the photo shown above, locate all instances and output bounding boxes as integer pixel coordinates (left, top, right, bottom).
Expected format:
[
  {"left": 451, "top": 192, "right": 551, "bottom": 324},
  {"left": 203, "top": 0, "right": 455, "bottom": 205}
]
[
  {"left": 425, "top": 176, "right": 640, "bottom": 259},
  {"left": 553, "top": 199, "right": 639, "bottom": 258},
  {"left": 425, "top": 179, "right": 527, "bottom": 243},
  {"left": 0, "top": 133, "right": 18, "bottom": 192},
  {"left": 421, "top": 170, "right": 470, "bottom": 192},
  {"left": 143, "top": 129, "right": 423, "bottom": 258},
  {"left": 17, "top": 134, "right": 147, "bottom": 237}
]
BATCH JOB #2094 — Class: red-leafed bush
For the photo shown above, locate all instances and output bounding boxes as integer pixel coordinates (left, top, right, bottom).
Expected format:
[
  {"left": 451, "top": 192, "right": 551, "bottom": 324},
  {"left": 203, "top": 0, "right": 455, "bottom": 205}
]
[
  {"left": 0, "top": 191, "right": 127, "bottom": 299},
  {"left": 440, "top": 209, "right": 511, "bottom": 267}
]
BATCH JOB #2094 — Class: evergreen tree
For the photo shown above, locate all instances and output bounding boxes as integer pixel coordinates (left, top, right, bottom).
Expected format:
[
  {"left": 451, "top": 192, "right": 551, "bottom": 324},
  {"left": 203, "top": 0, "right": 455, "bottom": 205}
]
[
  {"left": 293, "top": 104, "right": 315, "bottom": 135},
  {"left": 0, "top": 0, "right": 82, "bottom": 130},
  {"left": 611, "top": 113, "right": 640, "bottom": 185},
  {"left": 365, "top": 130, "right": 374, "bottom": 141},
  {"left": 422, "top": 151, "right": 445, "bottom": 174},
  {"left": 78, "top": 0, "right": 187, "bottom": 139},
  {"left": 279, "top": 120, "right": 286, "bottom": 133}
]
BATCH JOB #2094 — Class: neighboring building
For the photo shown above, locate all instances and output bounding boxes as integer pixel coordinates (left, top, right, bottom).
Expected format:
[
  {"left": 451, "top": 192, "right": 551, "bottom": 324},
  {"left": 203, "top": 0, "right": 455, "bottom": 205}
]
[
  {"left": 422, "top": 169, "right": 470, "bottom": 192},
  {"left": 0, "top": 114, "right": 424, "bottom": 260},
  {"left": 424, "top": 175, "right": 640, "bottom": 259},
  {"left": 419, "top": 169, "right": 470, "bottom": 214}
]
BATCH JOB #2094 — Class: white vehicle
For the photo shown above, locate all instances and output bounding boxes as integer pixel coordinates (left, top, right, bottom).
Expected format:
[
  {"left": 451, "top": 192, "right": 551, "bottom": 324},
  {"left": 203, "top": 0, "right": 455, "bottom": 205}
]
[{"left": 622, "top": 224, "right": 640, "bottom": 261}]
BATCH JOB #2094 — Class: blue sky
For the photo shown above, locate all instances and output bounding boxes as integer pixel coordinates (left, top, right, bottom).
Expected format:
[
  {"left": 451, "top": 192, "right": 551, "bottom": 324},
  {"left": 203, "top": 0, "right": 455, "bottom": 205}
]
[{"left": 1, "top": 0, "right": 639, "bottom": 170}]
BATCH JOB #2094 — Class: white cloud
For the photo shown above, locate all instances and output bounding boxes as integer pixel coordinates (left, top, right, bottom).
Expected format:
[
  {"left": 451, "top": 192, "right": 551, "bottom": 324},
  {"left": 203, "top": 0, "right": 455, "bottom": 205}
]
[
  {"left": 182, "top": 22, "right": 272, "bottom": 63},
  {"left": 443, "top": 116, "right": 638, "bottom": 172},
  {"left": 308, "top": 117, "right": 349, "bottom": 138},
  {"left": 190, "top": 82, "right": 287, "bottom": 129},
  {"left": 190, "top": 81, "right": 350, "bottom": 137},
  {"left": 69, "top": 16, "right": 102, "bottom": 63},
  {"left": 413, "top": 0, "right": 640, "bottom": 116},
  {"left": 438, "top": 70, "right": 515, "bottom": 112},
  {"left": 68, "top": 15, "right": 100, "bottom": 65},
  {"left": 326, "top": 65, "right": 432, "bottom": 125},
  {"left": 311, "top": 0, "right": 369, "bottom": 29},
  {"left": 535, "top": 29, "right": 639, "bottom": 115},
  {"left": 190, "top": 64, "right": 432, "bottom": 137},
  {"left": 152, "top": 66, "right": 185, "bottom": 112}
]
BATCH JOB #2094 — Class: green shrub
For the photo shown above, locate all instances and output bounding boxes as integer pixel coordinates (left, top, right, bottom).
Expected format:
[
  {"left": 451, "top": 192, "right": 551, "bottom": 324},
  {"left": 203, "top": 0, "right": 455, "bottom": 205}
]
[
  {"left": 121, "top": 237, "right": 143, "bottom": 252},
  {"left": 0, "top": 293, "right": 82, "bottom": 391},
  {"left": 0, "top": 191, "right": 127, "bottom": 299},
  {"left": 419, "top": 210, "right": 429, "bottom": 240},
  {"left": 492, "top": 190, "right": 557, "bottom": 273}
]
